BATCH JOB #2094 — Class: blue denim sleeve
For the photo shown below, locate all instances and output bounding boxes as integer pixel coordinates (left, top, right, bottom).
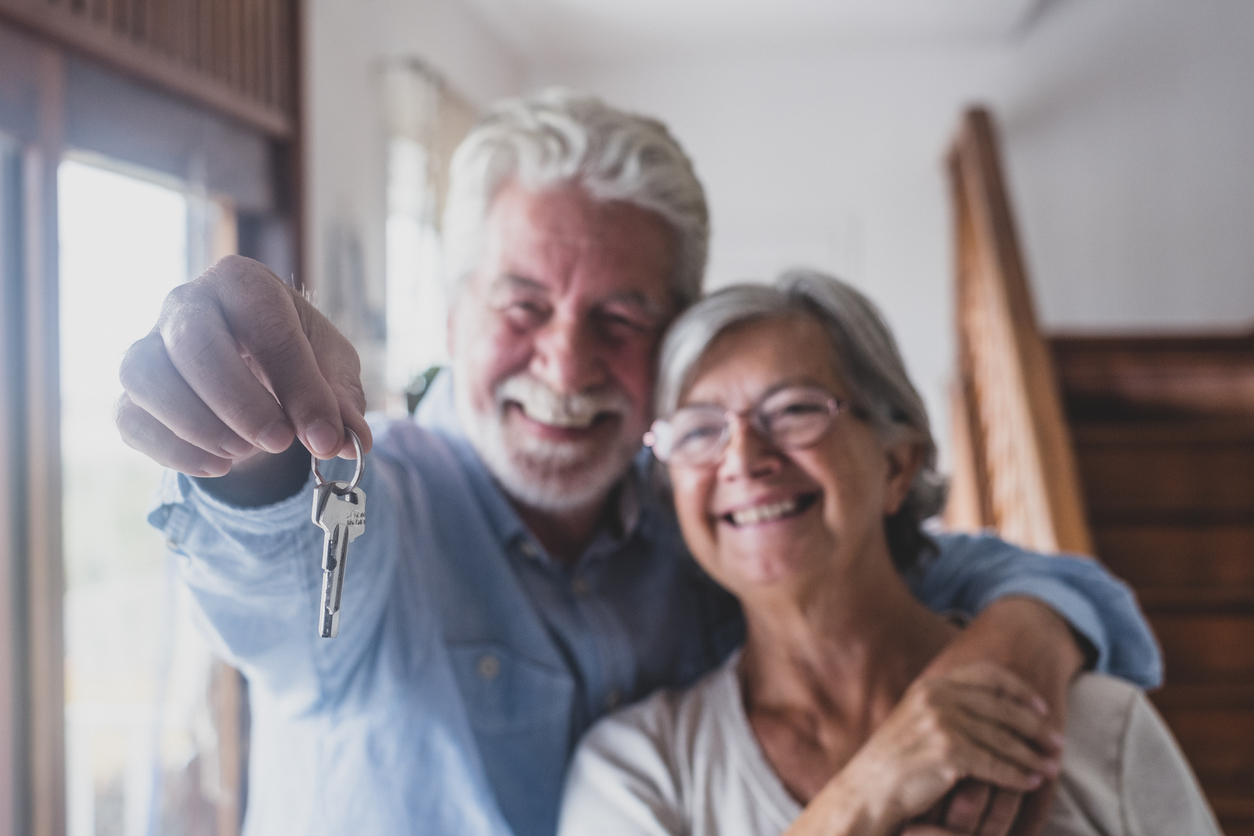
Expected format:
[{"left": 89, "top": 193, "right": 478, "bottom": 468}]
[
  {"left": 910, "top": 532, "right": 1162, "bottom": 689},
  {"left": 146, "top": 455, "right": 405, "bottom": 709}
]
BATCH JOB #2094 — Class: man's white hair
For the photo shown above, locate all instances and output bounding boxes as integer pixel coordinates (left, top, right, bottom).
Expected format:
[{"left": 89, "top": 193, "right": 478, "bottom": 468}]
[{"left": 443, "top": 88, "right": 709, "bottom": 308}]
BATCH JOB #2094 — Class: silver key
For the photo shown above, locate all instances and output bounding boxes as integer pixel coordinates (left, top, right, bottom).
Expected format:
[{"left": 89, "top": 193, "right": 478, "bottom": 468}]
[{"left": 313, "top": 481, "right": 366, "bottom": 638}]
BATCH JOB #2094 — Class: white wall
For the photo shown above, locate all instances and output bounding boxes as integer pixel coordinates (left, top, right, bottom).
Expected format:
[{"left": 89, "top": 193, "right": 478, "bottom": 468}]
[
  {"left": 528, "top": 0, "right": 1254, "bottom": 462},
  {"left": 304, "top": 0, "right": 526, "bottom": 404}
]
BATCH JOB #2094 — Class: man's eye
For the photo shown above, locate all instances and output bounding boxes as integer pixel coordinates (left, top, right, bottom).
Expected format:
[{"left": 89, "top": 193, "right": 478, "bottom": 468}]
[
  {"left": 501, "top": 300, "right": 548, "bottom": 325},
  {"left": 595, "top": 310, "right": 654, "bottom": 337}
]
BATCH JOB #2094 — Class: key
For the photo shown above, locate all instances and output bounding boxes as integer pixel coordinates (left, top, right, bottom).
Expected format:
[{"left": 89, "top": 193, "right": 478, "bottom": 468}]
[{"left": 312, "top": 481, "right": 367, "bottom": 638}]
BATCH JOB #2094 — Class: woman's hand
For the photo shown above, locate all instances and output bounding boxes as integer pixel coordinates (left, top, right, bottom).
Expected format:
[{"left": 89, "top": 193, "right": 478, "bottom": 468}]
[{"left": 786, "top": 663, "right": 1062, "bottom": 836}]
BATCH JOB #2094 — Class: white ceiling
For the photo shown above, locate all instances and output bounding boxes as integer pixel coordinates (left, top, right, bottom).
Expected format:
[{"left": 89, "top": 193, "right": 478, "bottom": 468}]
[{"left": 459, "top": 0, "right": 1052, "bottom": 66}]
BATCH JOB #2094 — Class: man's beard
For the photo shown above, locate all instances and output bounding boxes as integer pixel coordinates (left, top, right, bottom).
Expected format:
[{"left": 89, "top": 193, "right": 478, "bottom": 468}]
[{"left": 454, "top": 368, "right": 644, "bottom": 514}]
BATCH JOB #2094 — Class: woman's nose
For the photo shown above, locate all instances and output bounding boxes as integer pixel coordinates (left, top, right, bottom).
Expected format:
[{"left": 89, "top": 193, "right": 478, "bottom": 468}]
[{"left": 718, "top": 416, "right": 783, "bottom": 479}]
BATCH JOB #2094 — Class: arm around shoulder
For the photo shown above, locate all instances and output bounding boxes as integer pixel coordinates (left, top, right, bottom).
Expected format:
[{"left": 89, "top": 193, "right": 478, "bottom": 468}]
[{"left": 914, "top": 532, "right": 1162, "bottom": 689}]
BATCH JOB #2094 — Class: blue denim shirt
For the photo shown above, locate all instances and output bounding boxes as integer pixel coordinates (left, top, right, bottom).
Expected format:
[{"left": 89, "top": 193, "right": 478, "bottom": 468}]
[{"left": 148, "top": 372, "right": 1161, "bottom": 836}]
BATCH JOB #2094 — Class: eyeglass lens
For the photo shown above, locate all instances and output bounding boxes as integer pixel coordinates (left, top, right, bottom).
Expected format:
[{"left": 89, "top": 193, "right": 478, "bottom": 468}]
[{"left": 663, "top": 386, "right": 839, "bottom": 465}]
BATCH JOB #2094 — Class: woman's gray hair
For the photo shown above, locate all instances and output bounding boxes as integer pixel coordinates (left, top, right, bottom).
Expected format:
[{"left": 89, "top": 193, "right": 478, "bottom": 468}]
[
  {"left": 443, "top": 89, "right": 709, "bottom": 308},
  {"left": 656, "top": 269, "right": 947, "bottom": 571}
]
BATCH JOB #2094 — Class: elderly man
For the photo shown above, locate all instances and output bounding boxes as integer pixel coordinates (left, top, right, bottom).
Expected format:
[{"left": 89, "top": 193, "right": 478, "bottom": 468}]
[{"left": 118, "top": 91, "right": 1159, "bottom": 836}]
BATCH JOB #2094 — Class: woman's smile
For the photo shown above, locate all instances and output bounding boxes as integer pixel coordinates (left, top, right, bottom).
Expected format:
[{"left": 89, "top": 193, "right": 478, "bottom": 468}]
[{"left": 716, "top": 491, "right": 821, "bottom": 528}]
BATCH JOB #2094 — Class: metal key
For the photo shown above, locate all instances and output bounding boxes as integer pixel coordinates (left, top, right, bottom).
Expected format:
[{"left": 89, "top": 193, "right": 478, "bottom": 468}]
[{"left": 313, "top": 481, "right": 367, "bottom": 638}]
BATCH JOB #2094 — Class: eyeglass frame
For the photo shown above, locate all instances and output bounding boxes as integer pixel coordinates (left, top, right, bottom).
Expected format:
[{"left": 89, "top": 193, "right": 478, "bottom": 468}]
[{"left": 643, "top": 383, "right": 854, "bottom": 467}]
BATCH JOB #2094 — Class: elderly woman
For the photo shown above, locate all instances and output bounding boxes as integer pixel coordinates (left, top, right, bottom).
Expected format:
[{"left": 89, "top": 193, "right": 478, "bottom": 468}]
[{"left": 558, "top": 271, "right": 1218, "bottom": 836}]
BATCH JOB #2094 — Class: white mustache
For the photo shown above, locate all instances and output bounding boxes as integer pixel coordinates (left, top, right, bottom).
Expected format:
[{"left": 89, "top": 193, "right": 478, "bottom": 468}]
[{"left": 496, "top": 375, "right": 631, "bottom": 429}]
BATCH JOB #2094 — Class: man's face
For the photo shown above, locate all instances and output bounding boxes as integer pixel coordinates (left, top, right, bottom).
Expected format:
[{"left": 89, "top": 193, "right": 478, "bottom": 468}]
[{"left": 449, "top": 181, "right": 679, "bottom": 513}]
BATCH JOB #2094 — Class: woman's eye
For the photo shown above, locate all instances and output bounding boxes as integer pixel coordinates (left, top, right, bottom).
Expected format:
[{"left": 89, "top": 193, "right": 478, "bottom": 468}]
[
  {"left": 775, "top": 401, "right": 825, "bottom": 418},
  {"left": 675, "top": 423, "right": 723, "bottom": 448}
]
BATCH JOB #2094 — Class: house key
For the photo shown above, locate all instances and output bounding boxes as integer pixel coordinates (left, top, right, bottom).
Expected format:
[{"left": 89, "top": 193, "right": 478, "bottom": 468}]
[{"left": 311, "top": 428, "right": 366, "bottom": 638}]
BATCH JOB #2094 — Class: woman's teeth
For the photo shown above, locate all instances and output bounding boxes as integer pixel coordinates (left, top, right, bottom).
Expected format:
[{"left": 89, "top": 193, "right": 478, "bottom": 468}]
[{"left": 726, "top": 497, "right": 807, "bottom": 527}]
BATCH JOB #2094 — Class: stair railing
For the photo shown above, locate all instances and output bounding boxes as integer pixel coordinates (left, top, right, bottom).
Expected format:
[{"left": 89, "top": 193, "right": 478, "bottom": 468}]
[{"left": 945, "top": 107, "right": 1094, "bottom": 556}]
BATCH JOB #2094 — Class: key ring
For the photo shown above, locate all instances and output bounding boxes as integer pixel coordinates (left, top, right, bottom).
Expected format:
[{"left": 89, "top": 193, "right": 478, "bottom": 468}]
[{"left": 311, "top": 427, "right": 364, "bottom": 495}]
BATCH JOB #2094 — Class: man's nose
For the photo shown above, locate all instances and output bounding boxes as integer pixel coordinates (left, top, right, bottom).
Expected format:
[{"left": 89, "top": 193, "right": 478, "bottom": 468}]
[
  {"left": 529, "top": 312, "right": 605, "bottom": 393},
  {"left": 718, "top": 416, "right": 783, "bottom": 480}
]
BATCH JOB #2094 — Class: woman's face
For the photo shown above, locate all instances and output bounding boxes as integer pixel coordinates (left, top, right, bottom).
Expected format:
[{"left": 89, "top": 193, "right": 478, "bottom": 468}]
[{"left": 669, "top": 314, "right": 919, "bottom": 599}]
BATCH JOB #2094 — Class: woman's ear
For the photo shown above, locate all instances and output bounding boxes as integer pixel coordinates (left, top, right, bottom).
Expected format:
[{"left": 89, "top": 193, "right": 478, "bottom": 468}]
[{"left": 882, "top": 439, "right": 925, "bottom": 516}]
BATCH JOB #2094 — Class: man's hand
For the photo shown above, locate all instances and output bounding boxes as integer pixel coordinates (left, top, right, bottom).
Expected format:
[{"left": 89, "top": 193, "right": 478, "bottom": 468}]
[
  {"left": 785, "top": 663, "right": 1060, "bottom": 836},
  {"left": 912, "top": 596, "right": 1083, "bottom": 836},
  {"left": 116, "top": 256, "right": 372, "bottom": 503}
]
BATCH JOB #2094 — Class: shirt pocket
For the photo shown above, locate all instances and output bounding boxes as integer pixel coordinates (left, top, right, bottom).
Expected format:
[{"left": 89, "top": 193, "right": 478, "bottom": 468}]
[
  {"left": 446, "top": 642, "right": 574, "bottom": 734},
  {"left": 447, "top": 642, "right": 576, "bottom": 836}
]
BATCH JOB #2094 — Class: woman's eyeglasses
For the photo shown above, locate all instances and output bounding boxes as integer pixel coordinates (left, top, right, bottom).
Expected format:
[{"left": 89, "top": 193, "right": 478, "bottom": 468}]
[{"left": 645, "top": 385, "right": 851, "bottom": 467}]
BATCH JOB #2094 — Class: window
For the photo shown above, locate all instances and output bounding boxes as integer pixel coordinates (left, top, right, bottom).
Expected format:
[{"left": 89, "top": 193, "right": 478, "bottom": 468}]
[
  {"left": 381, "top": 61, "right": 477, "bottom": 414},
  {"left": 58, "top": 156, "right": 244, "bottom": 836},
  {"left": 0, "top": 20, "right": 296, "bottom": 833}
]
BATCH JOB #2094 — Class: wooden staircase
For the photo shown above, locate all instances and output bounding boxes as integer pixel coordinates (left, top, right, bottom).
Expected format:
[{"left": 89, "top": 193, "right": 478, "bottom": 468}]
[
  {"left": 946, "top": 108, "right": 1254, "bottom": 835},
  {"left": 1057, "top": 333, "right": 1254, "bottom": 833}
]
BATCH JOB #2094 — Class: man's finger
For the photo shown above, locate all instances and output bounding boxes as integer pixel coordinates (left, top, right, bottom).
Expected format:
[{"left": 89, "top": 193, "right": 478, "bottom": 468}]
[
  {"left": 208, "top": 258, "right": 346, "bottom": 458},
  {"left": 120, "top": 332, "right": 255, "bottom": 459},
  {"left": 944, "top": 779, "right": 990, "bottom": 833},
  {"left": 158, "top": 277, "right": 297, "bottom": 454},
  {"left": 959, "top": 737, "right": 1046, "bottom": 793},
  {"left": 115, "top": 394, "right": 234, "bottom": 477},
  {"left": 976, "top": 789, "right": 1021, "bottom": 836}
]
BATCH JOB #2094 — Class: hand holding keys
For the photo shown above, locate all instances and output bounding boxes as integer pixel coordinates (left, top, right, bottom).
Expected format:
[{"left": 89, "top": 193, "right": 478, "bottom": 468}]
[{"left": 312, "top": 429, "right": 366, "bottom": 638}]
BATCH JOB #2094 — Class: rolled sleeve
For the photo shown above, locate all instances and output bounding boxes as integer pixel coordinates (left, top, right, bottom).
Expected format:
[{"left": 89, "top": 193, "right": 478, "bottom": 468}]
[{"left": 146, "top": 455, "right": 404, "bottom": 708}]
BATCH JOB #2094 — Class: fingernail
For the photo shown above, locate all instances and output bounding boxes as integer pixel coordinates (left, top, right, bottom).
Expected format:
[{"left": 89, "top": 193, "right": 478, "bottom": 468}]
[
  {"left": 1049, "top": 730, "right": 1066, "bottom": 750},
  {"left": 1031, "top": 696, "right": 1050, "bottom": 716},
  {"left": 258, "top": 421, "right": 294, "bottom": 454},
  {"left": 1027, "top": 773, "right": 1043, "bottom": 788},
  {"left": 196, "top": 458, "right": 231, "bottom": 478},
  {"left": 306, "top": 419, "right": 340, "bottom": 458},
  {"left": 220, "top": 434, "right": 254, "bottom": 457}
]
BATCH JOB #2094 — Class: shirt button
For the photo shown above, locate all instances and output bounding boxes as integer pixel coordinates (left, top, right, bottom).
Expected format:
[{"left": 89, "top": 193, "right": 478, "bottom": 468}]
[
  {"left": 605, "top": 689, "right": 621, "bottom": 710},
  {"left": 571, "top": 577, "right": 588, "bottom": 595},
  {"left": 477, "top": 654, "right": 500, "bottom": 680}
]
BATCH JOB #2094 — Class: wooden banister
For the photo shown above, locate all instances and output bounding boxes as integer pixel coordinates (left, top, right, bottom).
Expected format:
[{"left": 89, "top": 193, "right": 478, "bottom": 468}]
[
  {"left": 945, "top": 107, "right": 1094, "bottom": 556},
  {"left": 0, "top": 0, "right": 296, "bottom": 136}
]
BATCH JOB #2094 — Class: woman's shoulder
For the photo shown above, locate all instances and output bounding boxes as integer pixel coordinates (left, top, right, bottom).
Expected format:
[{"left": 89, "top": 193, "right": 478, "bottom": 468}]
[
  {"left": 1049, "top": 674, "right": 1220, "bottom": 836},
  {"left": 578, "top": 652, "right": 742, "bottom": 775},
  {"left": 558, "top": 658, "right": 744, "bottom": 836}
]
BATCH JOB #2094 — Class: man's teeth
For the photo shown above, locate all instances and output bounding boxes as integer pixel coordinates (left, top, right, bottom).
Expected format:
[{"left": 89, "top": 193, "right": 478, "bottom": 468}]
[
  {"left": 729, "top": 498, "right": 799, "bottom": 527},
  {"left": 519, "top": 402, "right": 598, "bottom": 428}
]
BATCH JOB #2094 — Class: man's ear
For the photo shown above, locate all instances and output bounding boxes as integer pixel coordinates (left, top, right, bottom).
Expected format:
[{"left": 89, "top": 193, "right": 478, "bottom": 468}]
[{"left": 883, "top": 439, "right": 926, "bottom": 516}]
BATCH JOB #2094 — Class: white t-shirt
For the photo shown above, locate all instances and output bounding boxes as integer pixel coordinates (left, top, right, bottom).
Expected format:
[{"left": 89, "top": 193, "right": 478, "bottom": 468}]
[{"left": 558, "top": 652, "right": 1220, "bottom": 836}]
